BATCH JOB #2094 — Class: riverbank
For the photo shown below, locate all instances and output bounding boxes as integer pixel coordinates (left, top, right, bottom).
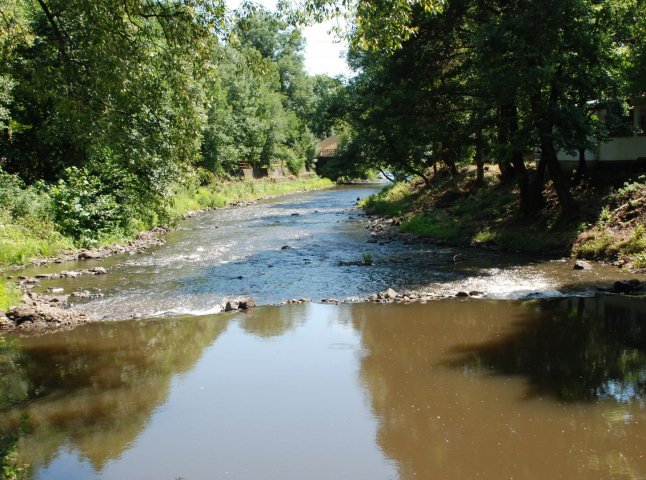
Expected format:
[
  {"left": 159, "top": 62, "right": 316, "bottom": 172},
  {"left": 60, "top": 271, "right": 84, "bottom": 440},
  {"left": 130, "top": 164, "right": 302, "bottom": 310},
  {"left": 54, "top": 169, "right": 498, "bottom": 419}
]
[
  {"left": 3, "top": 179, "right": 644, "bottom": 333},
  {"left": 0, "top": 176, "right": 333, "bottom": 314},
  {"left": 360, "top": 169, "right": 646, "bottom": 271}
]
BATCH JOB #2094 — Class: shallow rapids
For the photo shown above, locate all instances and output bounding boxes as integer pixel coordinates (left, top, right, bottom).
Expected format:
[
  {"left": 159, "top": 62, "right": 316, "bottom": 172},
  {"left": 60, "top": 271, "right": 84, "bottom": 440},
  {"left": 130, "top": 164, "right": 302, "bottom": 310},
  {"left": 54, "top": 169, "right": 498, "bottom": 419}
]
[{"left": 16, "top": 184, "right": 644, "bottom": 320}]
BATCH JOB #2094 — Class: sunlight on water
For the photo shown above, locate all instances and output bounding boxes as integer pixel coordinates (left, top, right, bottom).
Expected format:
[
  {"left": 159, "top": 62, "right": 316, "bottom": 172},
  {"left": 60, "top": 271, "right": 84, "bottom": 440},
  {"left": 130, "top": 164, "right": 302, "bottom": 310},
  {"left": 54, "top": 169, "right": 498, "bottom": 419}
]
[{"left": 17, "top": 185, "right": 645, "bottom": 321}]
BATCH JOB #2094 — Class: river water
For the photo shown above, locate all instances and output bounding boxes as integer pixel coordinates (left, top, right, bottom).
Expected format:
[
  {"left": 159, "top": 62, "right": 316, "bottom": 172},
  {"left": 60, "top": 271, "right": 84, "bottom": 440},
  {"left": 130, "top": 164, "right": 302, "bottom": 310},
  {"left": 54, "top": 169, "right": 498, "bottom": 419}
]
[{"left": 2, "top": 185, "right": 646, "bottom": 479}]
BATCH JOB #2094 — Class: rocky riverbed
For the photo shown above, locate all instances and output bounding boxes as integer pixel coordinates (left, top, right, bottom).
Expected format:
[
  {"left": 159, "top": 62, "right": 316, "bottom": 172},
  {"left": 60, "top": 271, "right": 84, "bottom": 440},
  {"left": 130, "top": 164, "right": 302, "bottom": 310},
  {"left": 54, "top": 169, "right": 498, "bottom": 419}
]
[{"left": 3, "top": 185, "right": 645, "bottom": 333}]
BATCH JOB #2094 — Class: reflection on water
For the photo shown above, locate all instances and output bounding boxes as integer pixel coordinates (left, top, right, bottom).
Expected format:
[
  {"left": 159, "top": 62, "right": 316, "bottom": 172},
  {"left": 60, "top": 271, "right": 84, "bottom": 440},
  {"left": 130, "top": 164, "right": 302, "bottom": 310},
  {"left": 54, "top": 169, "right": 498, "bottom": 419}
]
[
  {"left": 1, "top": 315, "right": 230, "bottom": 472},
  {"left": 352, "top": 298, "right": 646, "bottom": 479},
  {"left": 1, "top": 298, "right": 646, "bottom": 479},
  {"left": 449, "top": 295, "right": 646, "bottom": 402}
]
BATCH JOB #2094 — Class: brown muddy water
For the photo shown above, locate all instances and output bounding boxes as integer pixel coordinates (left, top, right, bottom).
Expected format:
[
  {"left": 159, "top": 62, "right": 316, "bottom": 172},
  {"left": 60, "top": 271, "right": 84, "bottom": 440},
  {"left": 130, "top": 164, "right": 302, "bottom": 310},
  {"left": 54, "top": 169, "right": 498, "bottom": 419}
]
[
  {"left": 3, "top": 185, "right": 646, "bottom": 479},
  {"left": 2, "top": 298, "right": 646, "bottom": 479}
]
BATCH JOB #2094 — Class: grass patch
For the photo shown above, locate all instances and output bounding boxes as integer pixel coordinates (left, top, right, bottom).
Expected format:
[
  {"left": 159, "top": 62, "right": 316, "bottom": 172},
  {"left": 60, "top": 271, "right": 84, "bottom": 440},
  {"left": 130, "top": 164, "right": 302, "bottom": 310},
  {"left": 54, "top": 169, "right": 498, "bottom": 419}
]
[
  {"left": 0, "top": 211, "right": 74, "bottom": 269},
  {"left": 0, "top": 281, "right": 20, "bottom": 312},
  {"left": 400, "top": 212, "right": 463, "bottom": 241},
  {"left": 170, "top": 176, "right": 333, "bottom": 218},
  {"left": 360, "top": 182, "right": 416, "bottom": 216},
  {"left": 574, "top": 175, "right": 646, "bottom": 268},
  {"left": 361, "top": 169, "right": 644, "bottom": 265},
  {"left": 361, "top": 169, "right": 582, "bottom": 257}
]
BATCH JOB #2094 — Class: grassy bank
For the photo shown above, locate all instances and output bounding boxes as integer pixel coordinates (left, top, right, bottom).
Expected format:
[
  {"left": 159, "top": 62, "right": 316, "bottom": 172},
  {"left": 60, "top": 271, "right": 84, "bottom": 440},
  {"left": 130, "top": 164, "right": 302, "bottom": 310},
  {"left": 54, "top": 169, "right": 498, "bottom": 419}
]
[
  {"left": 170, "top": 176, "right": 333, "bottom": 218},
  {"left": 0, "top": 175, "right": 333, "bottom": 274},
  {"left": 0, "top": 281, "right": 21, "bottom": 311},
  {"left": 361, "top": 169, "right": 646, "bottom": 270}
]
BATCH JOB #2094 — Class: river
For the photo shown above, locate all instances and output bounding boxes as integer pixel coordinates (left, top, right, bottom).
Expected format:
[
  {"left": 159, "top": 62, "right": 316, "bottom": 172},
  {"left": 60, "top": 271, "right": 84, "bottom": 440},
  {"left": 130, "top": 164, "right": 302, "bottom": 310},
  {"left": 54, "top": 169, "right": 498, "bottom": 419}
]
[{"left": 2, "top": 184, "right": 646, "bottom": 479}]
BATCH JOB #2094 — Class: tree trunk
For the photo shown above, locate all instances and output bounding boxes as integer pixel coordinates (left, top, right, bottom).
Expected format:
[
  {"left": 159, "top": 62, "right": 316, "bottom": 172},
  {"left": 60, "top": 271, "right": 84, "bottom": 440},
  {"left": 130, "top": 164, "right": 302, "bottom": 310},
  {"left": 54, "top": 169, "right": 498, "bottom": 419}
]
[
  {"left": 475, "top": 132, "right": 485, "bottom": 187},
  {"left": 378, "top": 168, "right": 396, "bottom": 183},
  {"left": 575, "top": 147, "right": 586, "bottom": 181},
  {"left": 499, "top": 103, "right": 544, "bottom": 215},
  {"left": 444, "top": 158, "right": 458, "bottom": 175},
  {"left": 525, "top": 156, "right": 546, "bottom": 214},
  {"left": 496, "top": 105, "right": 515, "bottom": 182},
  {"left": 531, "top": 111, "right": 577, "bottom": 215}
]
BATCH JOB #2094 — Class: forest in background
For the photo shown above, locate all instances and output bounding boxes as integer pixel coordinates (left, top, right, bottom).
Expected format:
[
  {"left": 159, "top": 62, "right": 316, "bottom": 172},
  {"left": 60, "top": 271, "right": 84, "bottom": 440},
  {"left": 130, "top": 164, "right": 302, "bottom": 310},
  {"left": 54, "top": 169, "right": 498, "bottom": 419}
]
[
  {"left": 0, "top": 0, "right": 341, "bottom": 265},
  {"left": 1, "top": 0, "right": 646, "bottom": 273},
  {"left": 310, "top": 0, "right": 646, "bottom": 268}
]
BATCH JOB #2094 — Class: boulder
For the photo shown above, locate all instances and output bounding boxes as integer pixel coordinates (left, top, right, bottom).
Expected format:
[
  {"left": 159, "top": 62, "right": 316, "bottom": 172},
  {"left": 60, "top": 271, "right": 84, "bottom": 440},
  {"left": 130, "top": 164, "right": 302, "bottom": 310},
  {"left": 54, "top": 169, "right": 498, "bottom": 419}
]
[
  {"left": 455, "top": 291, "right": 469, "bottom": 297},
  {"left": 90, "top": 267, "right": 108, "bottom": 275},
  {"left": 238, "top": 298, "right": 256, "bottom": 310},
  {"left": 384, "top": 288, "right": 399, "bottom": 299},
  {"left": 225, "top": 300, "right": 240, "bottom": 311},
  {"left": 321, "top": 298, "right": 338, "bottom": 304},
  {"left": 612, "top": 280, "right": 644, "bottom": 294},
  {"left": 60, "top": 270, "right": 81, "bottom": 278},
  {"left": 78, "top": 250, "right": 103, "bottom": 260},
  {"left": 19, "top": 277, "right": 39, "bottom": 284},
  {"left": 573, "top": 260, "right": 592, "bottom": 270},
  {"left": 6, "top": 302, "right": 89, "bottom": 329},
  {"left": 613, "top": 281, "right": 632, "bottom": 293},
  {"left": 47, "top": 295, "right": 69, "bottom": 305},
  {"left": 72, "top": 290, "right": 90, "bottom": 298}
]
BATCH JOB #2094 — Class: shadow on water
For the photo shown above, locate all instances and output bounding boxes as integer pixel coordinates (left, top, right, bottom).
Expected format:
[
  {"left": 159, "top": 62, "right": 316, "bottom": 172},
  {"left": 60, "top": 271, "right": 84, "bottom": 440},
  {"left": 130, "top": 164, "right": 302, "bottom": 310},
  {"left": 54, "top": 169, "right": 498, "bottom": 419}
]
[
  {"left": 447, "top": 295, "right": 646, "bottom": 402},
  {"left": 349, "top": 299, "right": 646, "bottom": 479},
  {"left": 0, "top": 314, "right": 231, "bottom": 472}
]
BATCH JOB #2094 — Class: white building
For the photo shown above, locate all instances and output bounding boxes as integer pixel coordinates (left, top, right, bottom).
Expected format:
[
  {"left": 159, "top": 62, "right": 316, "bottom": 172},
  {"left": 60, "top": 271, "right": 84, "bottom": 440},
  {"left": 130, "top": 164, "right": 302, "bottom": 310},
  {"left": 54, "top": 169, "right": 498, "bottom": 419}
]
[{"left": 558, "top": 97, "right": 646, "bottom": 169}]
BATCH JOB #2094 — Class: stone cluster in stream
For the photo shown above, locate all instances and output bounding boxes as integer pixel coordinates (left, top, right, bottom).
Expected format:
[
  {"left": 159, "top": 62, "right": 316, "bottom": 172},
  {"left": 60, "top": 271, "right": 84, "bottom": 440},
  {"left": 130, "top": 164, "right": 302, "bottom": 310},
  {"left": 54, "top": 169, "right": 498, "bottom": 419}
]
[
  {"left": 321, "top": 287, "right": 484, "bottom": 305},
  {"left": 28, "top": 227, "right": 168, "bottom": 267},
  {"left": 1, "top": 292, "right": 92, "bottom": 331}
]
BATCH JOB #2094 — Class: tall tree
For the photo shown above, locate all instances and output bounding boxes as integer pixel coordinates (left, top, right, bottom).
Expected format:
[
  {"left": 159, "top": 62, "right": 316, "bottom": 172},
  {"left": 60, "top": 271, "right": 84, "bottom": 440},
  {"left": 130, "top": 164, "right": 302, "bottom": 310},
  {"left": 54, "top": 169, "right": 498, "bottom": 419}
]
[{"left": 0, "top": 0, "right": 222, "bottom": 192}]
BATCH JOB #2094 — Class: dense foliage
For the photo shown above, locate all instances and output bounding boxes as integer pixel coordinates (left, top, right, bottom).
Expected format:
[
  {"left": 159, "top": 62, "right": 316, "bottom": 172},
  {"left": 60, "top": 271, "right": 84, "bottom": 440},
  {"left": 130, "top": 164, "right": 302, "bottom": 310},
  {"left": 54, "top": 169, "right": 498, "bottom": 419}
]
[
  {"left": 309, "top": 0, "right": 646, "bottom": 217},
  {"left": 0, "top": 0, "right": 329, "bottom": 251}
]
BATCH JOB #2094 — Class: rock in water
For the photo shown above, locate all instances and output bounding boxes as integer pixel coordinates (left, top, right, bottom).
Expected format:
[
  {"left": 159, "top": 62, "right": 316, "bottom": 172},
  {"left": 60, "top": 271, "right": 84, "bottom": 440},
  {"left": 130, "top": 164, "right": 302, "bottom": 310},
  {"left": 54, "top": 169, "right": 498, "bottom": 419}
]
[
  {"left": 239, "top": 298, "right": 256, "bottom": 310},
  {"left": 385, "top": 288, "right": 398, "bottom": 299},
  {"left": 225, "top": 300, "right": 240, "bottom": 311},
  {"left": 573, "top": 260, "right": 592, "bottom": 270},
  {"left": 78, "top": 250, "right": 103, "bottom": 260}
]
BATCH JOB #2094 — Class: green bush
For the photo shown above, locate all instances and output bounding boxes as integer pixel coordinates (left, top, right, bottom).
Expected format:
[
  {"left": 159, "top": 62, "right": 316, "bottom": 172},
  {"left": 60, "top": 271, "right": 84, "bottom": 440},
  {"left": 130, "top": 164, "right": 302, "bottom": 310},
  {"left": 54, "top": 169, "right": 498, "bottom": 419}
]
[
  {"left": 0, "top": 171, "right": 49, "bottom": 220},
  {"left": 47, "top": 152, "right": 168, "bottom": 246}
]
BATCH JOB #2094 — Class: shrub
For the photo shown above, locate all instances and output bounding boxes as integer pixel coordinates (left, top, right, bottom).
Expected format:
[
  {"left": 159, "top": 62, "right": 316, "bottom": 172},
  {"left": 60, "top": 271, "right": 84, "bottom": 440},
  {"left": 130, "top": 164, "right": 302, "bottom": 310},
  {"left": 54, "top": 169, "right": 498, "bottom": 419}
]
[
  {"left": 0, "top": 171, "right": 49, "bottom": 220},
  {"left": 49, "top": 167, "right": 130, "bottom": 245}
]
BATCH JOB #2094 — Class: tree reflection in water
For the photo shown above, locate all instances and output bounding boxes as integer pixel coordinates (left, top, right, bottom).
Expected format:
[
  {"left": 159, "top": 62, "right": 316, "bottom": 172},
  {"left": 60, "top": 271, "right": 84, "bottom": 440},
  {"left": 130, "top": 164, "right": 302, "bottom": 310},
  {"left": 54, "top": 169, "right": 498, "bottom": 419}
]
[
  {"left": 449, "top": 296, "right": 646, "bottom": 402},
  {"left": 0, "top": 315, "right": 230, "bottom": 473},
  {"left": 351, "top": 298, "right": 646, "bottom": 480}
]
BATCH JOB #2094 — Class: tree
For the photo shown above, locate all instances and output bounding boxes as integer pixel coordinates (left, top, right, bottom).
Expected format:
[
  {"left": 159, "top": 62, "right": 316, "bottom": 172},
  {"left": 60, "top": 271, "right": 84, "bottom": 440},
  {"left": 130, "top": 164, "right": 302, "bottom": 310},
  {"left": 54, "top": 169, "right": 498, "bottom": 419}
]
[
  {"left": 0, "top": 0, "right": 221, "bottom": 201},
  {"left": 200, "top": 8, "right": 317, "bottom": 177}
]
